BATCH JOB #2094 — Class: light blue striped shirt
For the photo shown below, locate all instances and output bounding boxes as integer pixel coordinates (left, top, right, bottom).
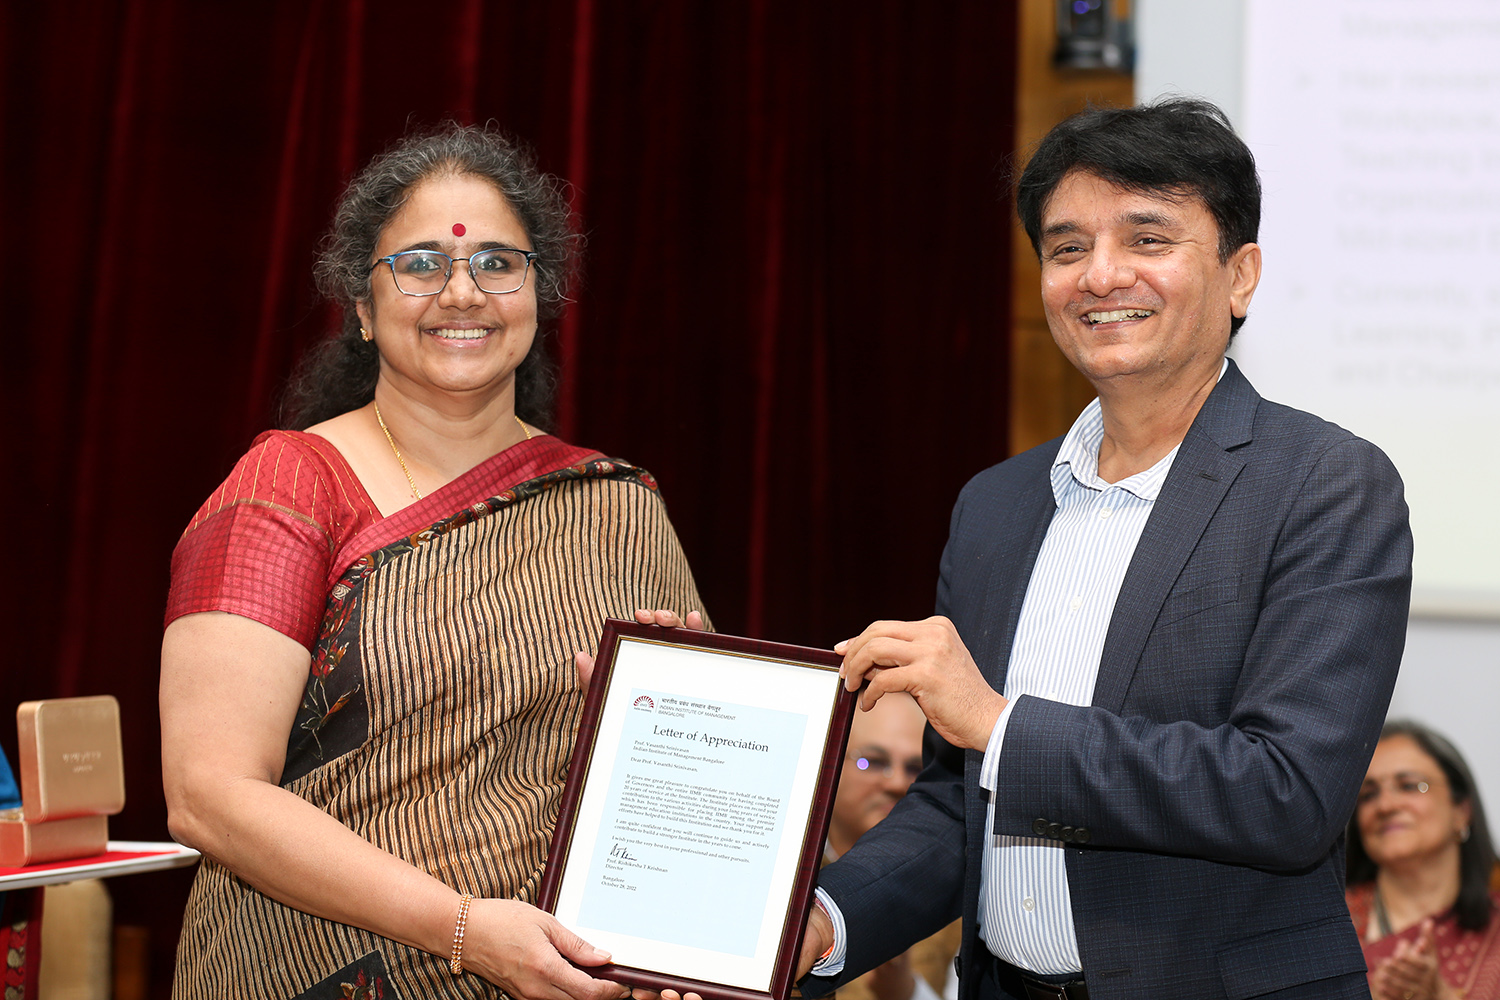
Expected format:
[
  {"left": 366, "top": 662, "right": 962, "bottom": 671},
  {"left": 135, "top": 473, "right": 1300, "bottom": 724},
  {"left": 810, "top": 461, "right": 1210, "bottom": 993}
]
[
  {"left": 975, "top": 395, "right": 1181, "bottom": 973},
  {"left": 815, "top": 363, "right": 1222, "bottom": 980}
]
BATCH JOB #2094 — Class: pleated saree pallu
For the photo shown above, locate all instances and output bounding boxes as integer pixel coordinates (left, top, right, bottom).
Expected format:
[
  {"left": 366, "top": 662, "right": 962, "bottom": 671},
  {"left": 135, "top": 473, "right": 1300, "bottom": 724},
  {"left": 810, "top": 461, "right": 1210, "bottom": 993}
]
[{"left": 168, "top": 433, "right": 705, "bottom": 999}]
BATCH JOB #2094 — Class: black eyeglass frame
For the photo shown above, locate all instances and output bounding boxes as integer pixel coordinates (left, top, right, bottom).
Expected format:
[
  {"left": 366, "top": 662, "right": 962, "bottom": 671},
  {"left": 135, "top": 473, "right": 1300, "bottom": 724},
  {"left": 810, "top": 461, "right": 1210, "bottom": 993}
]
[
  {"left": 369, "top": 248, "right": 541, "bottom": 297},
  {"left": 847, "top": 753, "right": 925, "bottom": 781}
]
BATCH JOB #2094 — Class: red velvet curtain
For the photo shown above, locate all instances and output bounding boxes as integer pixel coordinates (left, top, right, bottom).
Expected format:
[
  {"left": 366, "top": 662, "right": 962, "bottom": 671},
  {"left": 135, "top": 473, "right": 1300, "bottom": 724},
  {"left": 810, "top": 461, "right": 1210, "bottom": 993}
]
[{"left": 2, "top": 2, "right": 1015, "bottom": 992}]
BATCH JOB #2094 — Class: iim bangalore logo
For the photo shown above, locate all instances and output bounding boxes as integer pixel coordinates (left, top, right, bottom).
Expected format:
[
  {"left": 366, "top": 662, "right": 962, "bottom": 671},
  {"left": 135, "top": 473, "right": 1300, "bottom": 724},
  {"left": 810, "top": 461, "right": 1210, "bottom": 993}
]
[{"left": 632, "top": 695, "right": 654, "bottom": 710}]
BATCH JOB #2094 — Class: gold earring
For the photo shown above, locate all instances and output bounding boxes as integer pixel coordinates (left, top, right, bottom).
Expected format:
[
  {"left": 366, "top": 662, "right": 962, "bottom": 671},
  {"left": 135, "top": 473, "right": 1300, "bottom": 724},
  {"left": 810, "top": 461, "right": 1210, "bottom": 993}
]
[{"left": 360, "top": 327, "right": 373, "bottom": 343}]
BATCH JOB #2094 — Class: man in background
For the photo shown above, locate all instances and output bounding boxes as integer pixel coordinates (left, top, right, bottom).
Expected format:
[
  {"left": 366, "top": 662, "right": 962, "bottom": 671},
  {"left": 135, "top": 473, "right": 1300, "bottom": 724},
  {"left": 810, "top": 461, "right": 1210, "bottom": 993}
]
[{"left": 827, "top": 692, "right": 959, "bottom": 1000}]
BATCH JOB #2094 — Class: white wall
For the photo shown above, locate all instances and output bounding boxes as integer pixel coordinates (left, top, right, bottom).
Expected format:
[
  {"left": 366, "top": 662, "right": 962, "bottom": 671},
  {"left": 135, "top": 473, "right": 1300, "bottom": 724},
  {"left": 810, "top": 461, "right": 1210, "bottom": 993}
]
[
  {"left": 1136, "top": 0, "right": 1246, "bottom": 124},
  {"left": 1136, "top": 0, "right": 1500, "bottom": 817}
]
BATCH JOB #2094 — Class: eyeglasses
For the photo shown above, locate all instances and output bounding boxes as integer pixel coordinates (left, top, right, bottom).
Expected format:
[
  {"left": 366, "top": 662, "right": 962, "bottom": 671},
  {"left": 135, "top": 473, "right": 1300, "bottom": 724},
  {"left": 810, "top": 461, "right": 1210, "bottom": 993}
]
[
  {"left": 1357, "top": 773, "right": 1432, "bottom": 806},
  {"left": 371, "top": 248, "right": 540, "bottom": 296},
  {"left": 848, "top": 752, "right": 924, "bottom": 781}
]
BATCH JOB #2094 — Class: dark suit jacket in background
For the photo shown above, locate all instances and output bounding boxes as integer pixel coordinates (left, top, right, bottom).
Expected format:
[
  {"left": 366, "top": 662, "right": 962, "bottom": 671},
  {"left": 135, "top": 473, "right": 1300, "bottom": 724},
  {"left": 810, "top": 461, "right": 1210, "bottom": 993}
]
[{"left": 808, "top": 361, "right": 1413, "bottom": 1000}]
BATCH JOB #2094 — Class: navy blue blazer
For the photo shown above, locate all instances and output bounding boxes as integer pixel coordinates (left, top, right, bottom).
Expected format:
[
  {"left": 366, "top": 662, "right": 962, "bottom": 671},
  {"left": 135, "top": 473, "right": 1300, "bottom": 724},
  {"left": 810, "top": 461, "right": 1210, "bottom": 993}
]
[{"left": 809, "top": 361, "right": 1413, "bottom": 1000}]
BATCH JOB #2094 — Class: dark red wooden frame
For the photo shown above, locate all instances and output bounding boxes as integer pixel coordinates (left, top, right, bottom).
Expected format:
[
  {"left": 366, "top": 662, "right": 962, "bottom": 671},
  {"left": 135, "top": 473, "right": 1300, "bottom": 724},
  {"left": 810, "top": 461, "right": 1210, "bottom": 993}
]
[{"left": 538, "top": 619, "right": 857, "bottom": 1000}]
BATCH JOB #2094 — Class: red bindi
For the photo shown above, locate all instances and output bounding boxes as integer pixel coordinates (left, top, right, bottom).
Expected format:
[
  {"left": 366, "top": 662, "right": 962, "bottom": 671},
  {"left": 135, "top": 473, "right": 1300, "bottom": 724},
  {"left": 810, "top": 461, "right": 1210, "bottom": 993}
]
[{"left": 452, "top": 223, "right": 466, "bottom": 236}]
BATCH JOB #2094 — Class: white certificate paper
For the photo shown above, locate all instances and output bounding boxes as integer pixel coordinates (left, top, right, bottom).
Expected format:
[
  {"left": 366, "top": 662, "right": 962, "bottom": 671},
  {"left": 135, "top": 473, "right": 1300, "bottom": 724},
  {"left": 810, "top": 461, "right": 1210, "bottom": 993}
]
[{"left": 549, "top": 631, "right": 846, "bottom": 994}]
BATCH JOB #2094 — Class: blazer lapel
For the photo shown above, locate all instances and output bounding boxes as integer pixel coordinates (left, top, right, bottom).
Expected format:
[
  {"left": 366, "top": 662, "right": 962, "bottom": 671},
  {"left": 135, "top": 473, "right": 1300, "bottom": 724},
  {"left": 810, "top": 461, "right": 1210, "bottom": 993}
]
[
  {"left": 1091, "top": 361, "right": 1259, "bottom": 713},
  {"left": 977, "top": 470, "right": 1058, "bottom": 693}
]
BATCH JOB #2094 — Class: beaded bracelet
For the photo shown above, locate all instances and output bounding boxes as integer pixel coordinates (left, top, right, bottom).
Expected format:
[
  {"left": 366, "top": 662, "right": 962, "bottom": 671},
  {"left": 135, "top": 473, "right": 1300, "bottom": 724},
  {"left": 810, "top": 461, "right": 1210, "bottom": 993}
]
[{"left": 449, "top": 892, "right": 474, "bottom": 975}]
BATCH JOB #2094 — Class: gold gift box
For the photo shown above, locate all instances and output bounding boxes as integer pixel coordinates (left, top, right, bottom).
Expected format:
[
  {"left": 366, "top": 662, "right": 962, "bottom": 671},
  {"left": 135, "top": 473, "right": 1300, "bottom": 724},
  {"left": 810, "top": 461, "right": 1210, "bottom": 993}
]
[{"left": 0, "top": 695, "right": 125, "bottom": 866}]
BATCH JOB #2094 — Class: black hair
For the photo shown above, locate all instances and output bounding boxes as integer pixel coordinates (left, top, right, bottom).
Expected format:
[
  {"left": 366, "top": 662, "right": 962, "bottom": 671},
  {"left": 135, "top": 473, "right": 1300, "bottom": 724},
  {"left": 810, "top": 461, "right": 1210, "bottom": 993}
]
[{"left": 1015, "top": 97, "right": 1261, "bottom": 335}]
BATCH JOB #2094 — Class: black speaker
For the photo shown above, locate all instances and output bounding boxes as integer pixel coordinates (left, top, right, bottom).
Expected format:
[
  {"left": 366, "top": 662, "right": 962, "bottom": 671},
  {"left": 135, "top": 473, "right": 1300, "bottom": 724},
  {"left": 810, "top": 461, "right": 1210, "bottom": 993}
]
[{"left": 1054, "top": 0, "right": 1134, "bottom": 73}]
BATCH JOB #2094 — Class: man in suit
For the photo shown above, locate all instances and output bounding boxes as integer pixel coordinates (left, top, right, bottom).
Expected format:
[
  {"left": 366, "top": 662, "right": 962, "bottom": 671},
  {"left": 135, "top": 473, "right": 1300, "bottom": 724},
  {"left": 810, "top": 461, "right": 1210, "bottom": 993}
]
[{"left": 796, "top": 99, "right": 1413, "bottom": 999}]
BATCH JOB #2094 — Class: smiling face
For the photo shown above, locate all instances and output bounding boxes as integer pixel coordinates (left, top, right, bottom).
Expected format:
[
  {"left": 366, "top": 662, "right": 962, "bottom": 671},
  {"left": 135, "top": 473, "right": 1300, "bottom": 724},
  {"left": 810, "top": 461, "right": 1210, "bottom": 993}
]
[
  {"left": 1357, "top": 734, "right": 1472, "bottom": 873},
  {"left": 356, "top": 171, "right": 538, "bottom": 407},
  {"left": 1037, "top": 169, "right": 1261, "bottom": 393}
]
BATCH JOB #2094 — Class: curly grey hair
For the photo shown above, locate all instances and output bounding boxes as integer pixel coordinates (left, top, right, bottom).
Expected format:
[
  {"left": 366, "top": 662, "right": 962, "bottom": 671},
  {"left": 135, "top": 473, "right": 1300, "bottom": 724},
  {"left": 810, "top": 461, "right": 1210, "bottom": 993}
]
[{"left": 281, "top": 123, "right": 582, "bottom": 430}]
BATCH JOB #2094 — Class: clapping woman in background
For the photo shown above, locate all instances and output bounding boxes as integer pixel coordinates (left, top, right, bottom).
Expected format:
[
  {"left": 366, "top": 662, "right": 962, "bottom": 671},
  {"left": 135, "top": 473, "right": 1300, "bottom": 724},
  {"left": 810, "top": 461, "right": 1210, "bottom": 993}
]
[{"left": 1347, "top": 720, "right": 1499, "bottom": 1000}]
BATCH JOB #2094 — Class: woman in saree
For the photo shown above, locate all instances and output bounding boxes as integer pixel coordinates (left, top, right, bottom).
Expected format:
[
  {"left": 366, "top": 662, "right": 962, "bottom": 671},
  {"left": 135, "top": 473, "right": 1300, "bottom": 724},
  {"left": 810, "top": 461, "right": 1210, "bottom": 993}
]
[
  {"left": 1347, "top": 720, "right": 1500, "bottom": 1000},
  {"left": 161, "top": 124, "right": 705, "bottom": 1000}
]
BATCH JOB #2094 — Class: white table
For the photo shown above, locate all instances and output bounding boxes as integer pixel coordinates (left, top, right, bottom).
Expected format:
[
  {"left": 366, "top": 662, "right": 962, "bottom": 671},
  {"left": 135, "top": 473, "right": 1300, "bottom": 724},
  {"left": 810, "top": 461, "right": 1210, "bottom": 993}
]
[{"left": 0, "top": 840, "right": 199, "bottom": 891}]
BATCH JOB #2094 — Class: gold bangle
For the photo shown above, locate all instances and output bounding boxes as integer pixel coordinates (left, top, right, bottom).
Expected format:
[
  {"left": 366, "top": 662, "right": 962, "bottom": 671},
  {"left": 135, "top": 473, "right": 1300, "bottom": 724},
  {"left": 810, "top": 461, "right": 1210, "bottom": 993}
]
[{"left": 449, "top": 892, "right": 474, "bottom": 975}]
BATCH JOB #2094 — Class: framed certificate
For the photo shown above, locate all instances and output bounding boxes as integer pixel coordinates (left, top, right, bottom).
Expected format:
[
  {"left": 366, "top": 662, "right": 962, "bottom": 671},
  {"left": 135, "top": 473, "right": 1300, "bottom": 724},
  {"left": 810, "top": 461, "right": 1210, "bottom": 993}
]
[{"left": 539, "top": 619, "right": 857, "bottom": 1000}]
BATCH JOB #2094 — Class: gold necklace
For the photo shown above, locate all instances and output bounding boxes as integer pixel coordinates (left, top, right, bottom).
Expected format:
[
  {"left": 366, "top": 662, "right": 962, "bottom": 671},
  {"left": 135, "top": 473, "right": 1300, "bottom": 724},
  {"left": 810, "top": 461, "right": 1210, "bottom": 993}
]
[
  {"left": 374, "top": 404, "right": 536, "bottom": 502},
  {"left": 374, "top": 401, "right": 422, "bottom": 500}
]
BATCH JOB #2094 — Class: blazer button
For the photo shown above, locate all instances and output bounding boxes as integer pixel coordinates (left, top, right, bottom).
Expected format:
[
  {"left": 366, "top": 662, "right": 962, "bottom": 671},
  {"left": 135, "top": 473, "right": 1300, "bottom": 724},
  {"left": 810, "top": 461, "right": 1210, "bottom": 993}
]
[
  {"left": 1059, "top": 826, "right": 1074, "bottom": 842},
  {"left": 1046, "top": 822, "right": 1062, "bottom": 840},
  {"left": 1074, "top": 827, "right": 1090, "bottom": 844},
  {"left": 1033, "top": 818, "right": 1049, "bottom": 837}
]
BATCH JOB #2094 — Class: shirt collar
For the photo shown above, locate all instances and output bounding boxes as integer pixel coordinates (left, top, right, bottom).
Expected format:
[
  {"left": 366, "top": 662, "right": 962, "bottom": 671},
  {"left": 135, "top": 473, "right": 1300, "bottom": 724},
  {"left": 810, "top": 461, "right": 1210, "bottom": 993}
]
[{"left": 1049, "top": 358, "right": 1226, "bottom": 504}]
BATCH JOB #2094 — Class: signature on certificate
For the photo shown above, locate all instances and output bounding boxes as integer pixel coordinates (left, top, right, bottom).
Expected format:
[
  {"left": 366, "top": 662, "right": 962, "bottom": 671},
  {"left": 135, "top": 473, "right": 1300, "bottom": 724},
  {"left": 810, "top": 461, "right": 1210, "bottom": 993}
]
[{"left": 609, "top": 843, "right": 638, "bottom": 862}]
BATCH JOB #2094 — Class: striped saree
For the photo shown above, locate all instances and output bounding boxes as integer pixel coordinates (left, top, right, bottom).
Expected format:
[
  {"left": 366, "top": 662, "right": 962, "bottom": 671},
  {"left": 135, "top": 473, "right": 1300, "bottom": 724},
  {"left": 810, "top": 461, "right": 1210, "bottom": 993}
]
[{"left": 169, "top": 434, "right": 705, "bottom": 999}]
